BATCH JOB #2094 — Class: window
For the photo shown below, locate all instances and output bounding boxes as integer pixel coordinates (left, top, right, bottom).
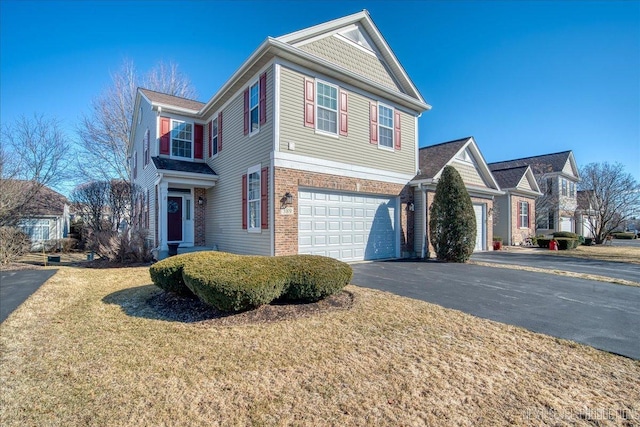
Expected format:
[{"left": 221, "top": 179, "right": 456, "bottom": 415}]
[
  {"left": 378, "top": 104, "right": 394, "bottom": 149},
  {"left": 519, "top": 201, "right": 529, "bottom": 228},
  {"left": 171, "top": 120, "right": 193, "bottom": 158},
  {"left": 143, "top": 129, "right": 150, "bottom": 166},
  {"left": 247, "top": 167, "right": 261, "bottom": 230},
  {"left": 548, "top": 211, "right": 555, "bottom": 230},
  {"left": 249, "top": 81, "right": 259, "bottom": 134},
  {"left": 561, "top": 178, "right": 567, "bottom": 196},
  {"left": 546, "top": 178, "right": 553, "bottom": 195},
  {"left": 316, "top": 81, "right": 338, "bottom": 134},
  {"left": 21, "top": 219, "right": 50, "bottom": 241},
  {"left": 569, "top": 182, "right": 575, "bottom": 197},
  {"left": 211, "top": 117, "right": 218, "bottom": 156}
]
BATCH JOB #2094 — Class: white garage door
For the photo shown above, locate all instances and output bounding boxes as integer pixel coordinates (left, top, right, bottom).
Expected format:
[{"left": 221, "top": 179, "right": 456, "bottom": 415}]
[
  {"left": 473, "top": 204, "right": 486, "bottom": 251},
  {"left": 560, "top": 217, "right": 572, "bottom": 232},
  {"left": 298, "top": 190, "right": 397, "bottom": 262}
]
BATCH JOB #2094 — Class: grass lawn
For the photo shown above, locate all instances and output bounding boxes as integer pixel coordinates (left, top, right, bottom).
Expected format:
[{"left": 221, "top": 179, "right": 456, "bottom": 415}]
[
  {"left": 1, "top": 266, "right": 638, "bottom": 426},
  {"left": 538, "top": 244, "right": 640, "bottom": 265}
]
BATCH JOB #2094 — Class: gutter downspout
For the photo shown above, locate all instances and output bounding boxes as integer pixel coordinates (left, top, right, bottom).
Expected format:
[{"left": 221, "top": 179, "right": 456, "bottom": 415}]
[{"left": 506, "top": 191, "right": 511, "bottom": 246}]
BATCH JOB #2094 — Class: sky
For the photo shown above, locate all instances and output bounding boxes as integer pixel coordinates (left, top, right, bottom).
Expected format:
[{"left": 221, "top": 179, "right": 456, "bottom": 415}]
[{"left": 1, "top": 0, "right": 639, "bottom": 190}]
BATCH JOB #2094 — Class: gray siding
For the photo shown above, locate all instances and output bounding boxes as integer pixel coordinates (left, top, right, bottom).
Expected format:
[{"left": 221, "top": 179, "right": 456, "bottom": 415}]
[
  {"left": 299, "top": 36, "right": 400, "bottom": 92},
  {"left": 204, "top": 66, "right": 274, "bottom": 255},
  {"left": 279, "top": 66, "right": 416, "bottom": 176},
  {"left": 132, "top": 96, "right": 160, "bottom": 245},
  {"left": 493, "top": 195, "right": 509, "bottom": 244}
]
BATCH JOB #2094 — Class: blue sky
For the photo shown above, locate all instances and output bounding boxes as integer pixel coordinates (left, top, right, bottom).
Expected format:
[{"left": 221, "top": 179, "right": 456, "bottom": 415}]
[{"left": 2, "top": 0, "right": 639, "bottom": 182}]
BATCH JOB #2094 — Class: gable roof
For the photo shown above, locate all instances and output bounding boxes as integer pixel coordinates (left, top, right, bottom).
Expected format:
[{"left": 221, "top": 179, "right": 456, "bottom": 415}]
[
  {"left": 488, "top": 150, "right": 579, "bottom": 179},
  {"left": 139, "top": 88, "right": 205, "bottom": 112},
  {"left": 413, "top": 136, "right": 501, "bottom": 192},
  {"left": 489, "top": 165, "right": 542, "bottom": 195},
  {"left": 576, "top": 190, "right": 594, "bottom": 211},
  {"left": 7, "top": 180, "right": 68, "bottom": 217},
  {"left": 415, "top": 137, "right": 469, "bottom": 180},
  {"left": 276, "top": 10, "right": 425, "bottom": 103}
]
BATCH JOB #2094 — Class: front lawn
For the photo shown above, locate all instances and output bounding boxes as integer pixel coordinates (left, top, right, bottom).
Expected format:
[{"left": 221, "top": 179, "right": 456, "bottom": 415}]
[
  {"left": 1, "top": 267, "right": 638, "bottom": 426},
  {"left": 544, "top": 244, "right": 640, "bottom": 264}
]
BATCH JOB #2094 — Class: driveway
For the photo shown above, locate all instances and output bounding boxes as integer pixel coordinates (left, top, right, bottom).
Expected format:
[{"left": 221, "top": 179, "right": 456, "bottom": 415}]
[
  {"left": 351, "top": 260, "right": 640, "bottom": 360},
  {"left": 471, "top": 251, "right": 640, "bottom": 283},
  {"left": 0, "top": 269, "right": 57, "bottom": 323}
]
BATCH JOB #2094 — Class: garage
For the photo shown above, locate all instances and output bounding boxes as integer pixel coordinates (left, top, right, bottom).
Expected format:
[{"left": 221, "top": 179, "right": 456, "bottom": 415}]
[
  {"left": 298, "top": 189, "right": 398, "bottom": 262},
  {"left": 560, "top": 217, "right": 573, "bottom": 232},
  {"left": 473, "top": 204, "right": 486, "bottom": 251}
]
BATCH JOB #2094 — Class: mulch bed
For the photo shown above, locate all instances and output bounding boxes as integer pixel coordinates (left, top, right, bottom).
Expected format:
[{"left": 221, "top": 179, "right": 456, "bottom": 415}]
[{"left": 146, "top": 289, "right": 355, "bottom": 326}]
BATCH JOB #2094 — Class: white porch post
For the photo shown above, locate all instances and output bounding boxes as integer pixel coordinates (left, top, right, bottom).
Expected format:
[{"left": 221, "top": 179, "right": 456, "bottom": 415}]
[{"left": 159, "top": 181, "right": 169, "bottom": 251}]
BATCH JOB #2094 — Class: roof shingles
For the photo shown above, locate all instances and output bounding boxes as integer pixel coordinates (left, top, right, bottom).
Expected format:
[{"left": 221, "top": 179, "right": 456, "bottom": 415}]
[
  {"left": 415, "top": 137, "right": 471, "bottom": 180},
  {"left": 140, "top": 88, "right": 205, "bottom": 112}
]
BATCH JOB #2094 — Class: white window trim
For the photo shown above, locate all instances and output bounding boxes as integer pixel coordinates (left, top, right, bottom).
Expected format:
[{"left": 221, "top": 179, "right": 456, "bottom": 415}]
[
  {"left": 315, "top": 79, "right": 339, "bottom": 137},
  {"left": 377, "top": 102, "right": 394, "bottom": 151},
  {"left": 247, "top": 164, "right": 261, "bottom": 233},
  {"left": 170, "top": 119, "right": 194, "bottom": 160},
  {"left": 211, "top": 116, "right": 219, "bottom": 158},
  {"left": 519, "top": 201, "right": 529, "bottom": 229},
  {"left": 143, "top": 129, "right": 150, "bottom": 168},
  {"left": 249, "top": 79, "right": 260, "bottom": 136}
]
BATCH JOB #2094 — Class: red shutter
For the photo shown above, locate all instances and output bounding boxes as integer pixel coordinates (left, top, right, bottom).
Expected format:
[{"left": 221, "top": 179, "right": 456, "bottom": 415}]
[
  {"left": 208, "top": 120, "right": 212, "bottom": 157},
  {"left": 339, "top": 90, "right": 348, "bottom": 136},
  {"left": 217, "top": 112, "right": 223, "bottom": 153},
  {"left": 304, "top": 78, "right": 315, "bottom": 127},
  {"left": 160, "top": 117, "right": 170, "bottom": 154},
  {"left": 369, "top": 102, "right": 378, "bottom": 144},
  {"left": 243, "top": 88, "right": 249, "bottom": 135},
  {"left": 242, "top": 174, "right": 247, "bottom": 229},
  {"left": 259, "top": 72, "right": 267, "bottom": 125},
  {"left": 194, "top": 124, "right": 203, "bottom": 159},
  {"left": 261, "top": 167, "right": 268, "bottom": 229},
  {"left": 394, "top": 111, "right": 401, "bottom": 150}
]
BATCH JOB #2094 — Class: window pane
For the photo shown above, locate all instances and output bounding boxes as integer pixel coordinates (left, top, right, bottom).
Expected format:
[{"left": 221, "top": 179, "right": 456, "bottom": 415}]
[
  {"left": 379, "top": 127, "right": 393, "bottom": 148},
  {"left": 317, "top": 108, "right": 337, "bottom": 133},
  {"left": 250, "top": 107, "right": 259, "bottom": 132},
  {"left": 250, "top": 83, "right": 259, "bottom": 108}
]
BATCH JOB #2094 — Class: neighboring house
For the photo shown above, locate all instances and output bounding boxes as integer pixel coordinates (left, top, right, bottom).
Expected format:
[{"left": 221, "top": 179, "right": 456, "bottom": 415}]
[
  {"left": 129, "top": 11, "right": 430, "bottom": 261},
  {"left": 488, "top": 151, "right": 580, "bottom": 234},
  {"left": 575, "top": 190, "right": 596, "bottom": 238},
  {"left": 14, "top": 182, "right": 70, "bottom": 250},
  {"left": 489, "top": 165, "right": 542, "bottom": 245},
  {"left": 411, "top": 137, "right": 503, "bottom": 257}
]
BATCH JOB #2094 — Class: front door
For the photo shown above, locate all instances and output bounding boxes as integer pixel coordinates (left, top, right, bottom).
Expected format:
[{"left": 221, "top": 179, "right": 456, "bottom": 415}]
[{"left": 167, "top": 196, "right": 183, "bottom": 241}]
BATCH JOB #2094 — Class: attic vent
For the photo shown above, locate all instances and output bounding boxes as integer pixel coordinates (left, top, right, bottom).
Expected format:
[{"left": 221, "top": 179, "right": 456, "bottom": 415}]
[
  {"left": 339, "top": 26, "right": 374, "bottom": 51},
  {"left": 455, "top": 148, "right": 473, "bottom": 163}
]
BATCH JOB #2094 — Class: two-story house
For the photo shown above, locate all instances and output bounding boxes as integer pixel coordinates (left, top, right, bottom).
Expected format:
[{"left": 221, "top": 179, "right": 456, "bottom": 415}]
[
  {"left": 128, "top": 11, "right": 430, "bottom": 261},
  {"left": 488, "top": 151, "right": 580, "bottom": 234}
]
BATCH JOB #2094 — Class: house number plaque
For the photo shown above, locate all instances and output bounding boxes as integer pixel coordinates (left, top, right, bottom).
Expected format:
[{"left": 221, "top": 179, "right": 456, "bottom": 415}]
[{"left": 280, "top": 207, "right": 294, "bottom": 215}]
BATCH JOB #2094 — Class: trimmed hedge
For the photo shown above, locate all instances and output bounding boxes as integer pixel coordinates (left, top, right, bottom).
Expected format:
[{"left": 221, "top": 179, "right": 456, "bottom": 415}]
[
  {"left": 583, "top": 238, "right": 594, "bottom": 246},
  {"left": 552, "top": 231, "right": 578, "bottom": 239},
  {"left": 612, "top": 232, "right": 636, "bottom": 240},
  {"left": 150, "top": 251, "right": 352, "bottom": 312},
  {"left": 555, "top": 238, "right": 579, "bottom": 250},
  {"left": 280, "top": 255, "right": 353, "bottom": 302},
  {"left": 149, "top": 254, "right": 192, "bottom": 295},
  {"left": 537, "top": 238, "right": 552, "bottom": 248}
]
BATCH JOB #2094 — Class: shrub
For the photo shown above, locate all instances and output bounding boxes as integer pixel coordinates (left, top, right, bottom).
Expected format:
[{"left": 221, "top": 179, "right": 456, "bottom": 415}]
[
  {"left": 280, "top": 255, "right": 352, "bottom": 302},
  {"left": 182, "top": 253, "right": 289, "bottom": 312},
  {"left": 60, "top": 238, "right": 79, "bottom": 253},
  {"left": 149, "top": 252, "right": 353, "bottom": 312},
  {"left": 555, "top": 238, "right": 579, "bottom": 250},
  {"left": 537, "top": 238, "right": 552, "bottom": 248},
  {"left": 552, "top": 231, "right": 578, "bottom": 239},
  {"left": 612, "top": 232, "right": 636, "bottom": 240},
  {"left": 149, "top": 254, "right": 192, "bottom": 295},
  {"left": 429, "top": 165, "right": 476, "bottom": 262},
  {"left": 583, "top": 238, "right": 594, "bottom": 246},
  {"left": 577, "top": 235, "right": 585, "bottom": 245},
  {"left": 0, "top": 226, "right": 30, "bottom": 265},
  {"left": 492, "top": 236, "right": 503, "bottom": 242}
]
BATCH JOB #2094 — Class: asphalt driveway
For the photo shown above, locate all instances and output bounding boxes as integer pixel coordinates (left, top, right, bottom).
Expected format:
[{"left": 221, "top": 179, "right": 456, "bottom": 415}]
[
  {"left": 0, "top": 269, "right": 57, "bottom": 323},
  {"left": 471, "top": 251, "right": 640, "bottom": 283},
  {"left": 352, "top": 260, "right": 640, "bottom": 360}
]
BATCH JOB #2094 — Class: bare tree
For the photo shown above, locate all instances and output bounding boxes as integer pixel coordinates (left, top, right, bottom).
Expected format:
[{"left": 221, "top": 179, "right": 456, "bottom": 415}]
[
  {"left": 0, "top": 114, "right": 71, "bottom": 226},
  {"left": 76, "top": 59, "right": 197, "bottom": 181},
  {"left": 579, "top": 162, "right": 640, "bottom": 244},
  {"left": 70, "top": 181, "right": 110, "bottom": 232}
]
